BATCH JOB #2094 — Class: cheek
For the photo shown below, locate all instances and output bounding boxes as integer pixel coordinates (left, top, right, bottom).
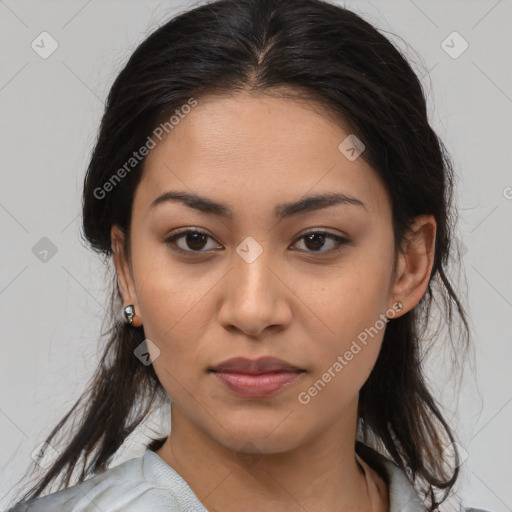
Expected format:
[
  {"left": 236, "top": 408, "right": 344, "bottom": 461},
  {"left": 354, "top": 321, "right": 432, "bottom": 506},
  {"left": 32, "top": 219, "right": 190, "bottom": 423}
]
[
  {"left": 295, "top": 256, "right": 391, "bottom": 401},
  {"left": 132, "top": 239, "right": 214, "bottom": 332},
  {"left": 130, "top": 246, "right": 230, "bottom": 397},
  {"left": 296, "top": 319, "right": 386, "bottom": 420},
  {"left": 301, "top": 256, "right": 391, "bottom": 341}
]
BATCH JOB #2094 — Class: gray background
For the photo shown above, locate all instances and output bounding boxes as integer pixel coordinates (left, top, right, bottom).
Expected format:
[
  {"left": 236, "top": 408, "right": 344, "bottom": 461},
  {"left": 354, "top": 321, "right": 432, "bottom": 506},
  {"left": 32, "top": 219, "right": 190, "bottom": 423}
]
[{"left": 0, "top": 0, "right": 511, "bottom": 510}]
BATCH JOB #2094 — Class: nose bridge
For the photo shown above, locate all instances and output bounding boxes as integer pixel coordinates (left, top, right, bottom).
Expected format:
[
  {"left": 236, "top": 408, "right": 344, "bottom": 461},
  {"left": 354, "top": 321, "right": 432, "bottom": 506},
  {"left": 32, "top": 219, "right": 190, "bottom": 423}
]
[
  {"left": 218, "top": 237, "right": 291, "bottom": 335},
  {"left": 233, "top": 237, "right": 279, "bottom": 306},
  {"left": 234, "top": 248, "right": 275, "bottom": 301}
]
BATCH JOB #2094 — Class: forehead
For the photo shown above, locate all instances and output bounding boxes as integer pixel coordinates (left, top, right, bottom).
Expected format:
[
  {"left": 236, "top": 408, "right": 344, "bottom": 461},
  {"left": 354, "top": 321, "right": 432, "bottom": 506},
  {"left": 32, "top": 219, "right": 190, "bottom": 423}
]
[{"left": 135, "top": 91, "right": 391, "bottom": 219}]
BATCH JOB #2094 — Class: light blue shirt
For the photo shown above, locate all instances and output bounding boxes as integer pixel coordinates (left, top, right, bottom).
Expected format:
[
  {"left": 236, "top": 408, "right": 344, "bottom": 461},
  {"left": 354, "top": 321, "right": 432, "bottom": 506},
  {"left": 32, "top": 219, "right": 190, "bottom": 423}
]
[{"left": 9, "top": 448, "right": 490, "bottom": 512}]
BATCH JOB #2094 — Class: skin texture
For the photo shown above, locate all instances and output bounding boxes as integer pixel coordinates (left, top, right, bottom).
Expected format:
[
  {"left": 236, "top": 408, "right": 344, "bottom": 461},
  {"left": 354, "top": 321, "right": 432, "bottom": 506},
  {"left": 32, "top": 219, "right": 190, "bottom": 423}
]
[{"left": 111, "top": 90, "right": 436, "bottom": 512}]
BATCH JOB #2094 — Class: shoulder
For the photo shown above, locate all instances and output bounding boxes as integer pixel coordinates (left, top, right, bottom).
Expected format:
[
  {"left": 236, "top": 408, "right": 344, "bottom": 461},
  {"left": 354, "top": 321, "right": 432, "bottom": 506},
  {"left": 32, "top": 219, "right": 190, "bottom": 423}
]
[
  {"left": 8, "top": 450, "right": 207, "bottom": 512},
  {"left": 356, "top": 442, "right": 495, "bottom": 512}
]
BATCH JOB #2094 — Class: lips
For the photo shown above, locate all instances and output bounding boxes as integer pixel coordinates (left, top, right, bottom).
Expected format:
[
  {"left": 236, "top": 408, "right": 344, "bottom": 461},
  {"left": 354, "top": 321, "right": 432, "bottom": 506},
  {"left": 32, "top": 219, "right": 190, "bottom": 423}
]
[
  {"left": 208, "top": 356, "right": 303, "bottom": 374},
  {"left": 208, "top": 356, "right": 305, "bottom": 398}
]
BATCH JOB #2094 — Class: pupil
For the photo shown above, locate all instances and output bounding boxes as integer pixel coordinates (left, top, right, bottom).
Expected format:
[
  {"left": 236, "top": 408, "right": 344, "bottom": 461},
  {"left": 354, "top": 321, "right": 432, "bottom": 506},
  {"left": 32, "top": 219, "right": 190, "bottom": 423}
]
[
  {"left": 306, "top": 233, "right": 325, "bottom": 251},
  {"left": 187, "top": 232, "right": 207, "bottom": 250}
]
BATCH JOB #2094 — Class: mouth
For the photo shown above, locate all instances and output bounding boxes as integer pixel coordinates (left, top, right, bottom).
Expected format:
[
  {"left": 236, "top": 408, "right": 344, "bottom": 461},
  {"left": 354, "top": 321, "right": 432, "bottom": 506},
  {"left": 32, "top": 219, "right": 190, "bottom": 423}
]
[{"left": 208, "top": 356, "right": 306, "bottom": 398}]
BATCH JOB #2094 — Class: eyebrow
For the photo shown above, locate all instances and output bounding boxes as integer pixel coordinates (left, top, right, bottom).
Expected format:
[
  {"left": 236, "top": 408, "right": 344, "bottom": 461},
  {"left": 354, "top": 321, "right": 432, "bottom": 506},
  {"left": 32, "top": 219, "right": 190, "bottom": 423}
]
[{"left": 148, "top": 190, "right": 367, "bottom": 219}]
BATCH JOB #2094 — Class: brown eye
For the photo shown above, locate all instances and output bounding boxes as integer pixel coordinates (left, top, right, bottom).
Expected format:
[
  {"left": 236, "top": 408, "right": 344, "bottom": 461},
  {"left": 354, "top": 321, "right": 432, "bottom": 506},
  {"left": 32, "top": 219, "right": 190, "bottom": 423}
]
[
  {"left": 165, "top": 229, "right": 222, "bottom": 253},
  {"left": 292, "top": 231, "right": 350, "bottom": 254}
]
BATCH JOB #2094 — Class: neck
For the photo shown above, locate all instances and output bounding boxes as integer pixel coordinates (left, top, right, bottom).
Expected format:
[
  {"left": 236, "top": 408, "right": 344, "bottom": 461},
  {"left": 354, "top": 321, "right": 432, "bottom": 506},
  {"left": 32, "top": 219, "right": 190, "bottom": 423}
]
[{"left": 154, "top": 398, "right": 388, "bottom": 512}]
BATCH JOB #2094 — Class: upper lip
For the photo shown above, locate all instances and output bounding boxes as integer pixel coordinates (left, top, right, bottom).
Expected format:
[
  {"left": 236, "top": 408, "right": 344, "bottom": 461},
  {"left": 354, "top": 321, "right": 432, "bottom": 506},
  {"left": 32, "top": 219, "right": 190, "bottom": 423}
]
[{"left": 208, "top": 356, "right": 304, "bottom": 374}]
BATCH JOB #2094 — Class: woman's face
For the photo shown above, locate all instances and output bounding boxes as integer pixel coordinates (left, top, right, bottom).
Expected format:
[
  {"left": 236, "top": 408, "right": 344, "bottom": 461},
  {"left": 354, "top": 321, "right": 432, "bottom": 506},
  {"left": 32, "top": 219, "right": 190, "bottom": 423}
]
[{"left": 112, "top": 91, "right": 424, "bottom": 455}]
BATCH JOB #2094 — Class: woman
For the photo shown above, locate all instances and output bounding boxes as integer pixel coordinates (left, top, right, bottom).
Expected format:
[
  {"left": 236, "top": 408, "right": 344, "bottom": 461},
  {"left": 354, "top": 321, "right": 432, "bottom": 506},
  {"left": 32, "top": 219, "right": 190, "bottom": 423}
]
[{"left": 7, "top": 0, "right": 491, "bottom": 510}]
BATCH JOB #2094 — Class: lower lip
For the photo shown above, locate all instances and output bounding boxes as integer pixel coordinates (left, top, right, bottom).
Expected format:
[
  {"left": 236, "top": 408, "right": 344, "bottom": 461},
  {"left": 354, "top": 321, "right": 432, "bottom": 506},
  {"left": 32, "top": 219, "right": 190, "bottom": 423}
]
[{"left": 211, "top": 371, "right": 303, "bottom": 398}]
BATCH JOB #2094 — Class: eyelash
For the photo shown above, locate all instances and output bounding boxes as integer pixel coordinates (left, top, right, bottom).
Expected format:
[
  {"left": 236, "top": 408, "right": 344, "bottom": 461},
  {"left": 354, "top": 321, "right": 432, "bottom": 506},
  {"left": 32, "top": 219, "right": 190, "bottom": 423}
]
[{"left": 164, "top": 228, "right": 350, "bottom": 255}]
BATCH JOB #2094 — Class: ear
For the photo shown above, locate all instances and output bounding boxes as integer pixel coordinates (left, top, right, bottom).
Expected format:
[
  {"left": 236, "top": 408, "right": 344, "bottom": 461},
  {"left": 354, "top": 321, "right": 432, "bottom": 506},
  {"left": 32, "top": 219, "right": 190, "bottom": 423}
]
[
  {"left": 389, "top": 214, "right": 437, "bottom": 317},
  {"left": 111, "top": 224, "right": 138, "bottom": 308}
]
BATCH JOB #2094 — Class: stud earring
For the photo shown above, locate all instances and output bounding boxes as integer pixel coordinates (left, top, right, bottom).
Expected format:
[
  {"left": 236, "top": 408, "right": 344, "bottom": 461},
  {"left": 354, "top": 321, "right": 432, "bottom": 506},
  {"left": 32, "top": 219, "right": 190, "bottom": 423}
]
[
  {"left": 386, "top": 300, "right": 404, "bottom": 320},
  {"left": 123, "top": 304, "right": 142, "bottom": 327}
]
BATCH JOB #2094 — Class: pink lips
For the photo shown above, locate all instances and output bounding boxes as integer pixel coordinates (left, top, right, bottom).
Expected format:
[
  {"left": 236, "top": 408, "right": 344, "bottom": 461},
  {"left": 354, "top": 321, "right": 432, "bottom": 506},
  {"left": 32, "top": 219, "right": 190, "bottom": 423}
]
[{"left": 208, "top": 356, "right": 305, "bottom": 398}]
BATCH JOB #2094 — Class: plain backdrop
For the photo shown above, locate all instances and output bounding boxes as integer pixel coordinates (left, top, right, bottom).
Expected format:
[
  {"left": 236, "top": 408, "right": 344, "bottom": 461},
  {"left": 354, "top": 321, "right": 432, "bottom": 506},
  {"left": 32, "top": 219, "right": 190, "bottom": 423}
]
[{"left": 0, "top": 0, "right": 511, "bottom": 510}]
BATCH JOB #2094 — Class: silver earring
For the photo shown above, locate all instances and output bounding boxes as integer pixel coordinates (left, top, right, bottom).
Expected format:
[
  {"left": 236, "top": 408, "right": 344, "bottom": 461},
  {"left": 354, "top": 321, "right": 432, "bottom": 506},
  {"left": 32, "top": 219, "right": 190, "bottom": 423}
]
[
  {"left": 394, "top": 301, "right": 403, "bottom": 311},
  {"left": 123, "top": 304, "right": 135, "bottom": 324}
]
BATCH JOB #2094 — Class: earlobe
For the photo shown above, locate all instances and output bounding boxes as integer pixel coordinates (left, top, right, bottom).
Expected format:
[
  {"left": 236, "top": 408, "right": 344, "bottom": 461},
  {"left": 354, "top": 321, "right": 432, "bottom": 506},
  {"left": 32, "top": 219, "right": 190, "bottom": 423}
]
[{"left": 389, "top": 215, "right": 437, "bottom": 317}]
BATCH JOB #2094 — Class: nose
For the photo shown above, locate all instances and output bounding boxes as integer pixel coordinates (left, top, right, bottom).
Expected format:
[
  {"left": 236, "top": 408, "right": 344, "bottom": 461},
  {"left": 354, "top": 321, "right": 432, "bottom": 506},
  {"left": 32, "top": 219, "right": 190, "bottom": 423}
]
[{"left": 217, "top": 250, "right": 292, "bottom": 338}]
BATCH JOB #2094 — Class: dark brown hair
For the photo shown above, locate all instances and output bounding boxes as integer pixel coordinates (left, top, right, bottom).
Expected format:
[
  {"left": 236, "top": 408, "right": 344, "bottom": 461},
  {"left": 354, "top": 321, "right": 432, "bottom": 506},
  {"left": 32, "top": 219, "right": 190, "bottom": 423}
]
[{"left": 9, "top": 0, "right": 471, "bottom": 510}]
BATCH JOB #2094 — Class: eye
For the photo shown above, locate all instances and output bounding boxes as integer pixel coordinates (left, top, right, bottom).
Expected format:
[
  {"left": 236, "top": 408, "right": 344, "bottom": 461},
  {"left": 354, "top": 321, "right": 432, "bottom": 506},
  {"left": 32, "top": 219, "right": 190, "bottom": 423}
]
[
  {"left": 164, "top": 228, "right": 350, "bottom": 255},
  {"left": 164, "top": 228, "right": 222, "bottom": 254},
  {"left": 291, "top": 230, "right": 350, "bottom": 254}
]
